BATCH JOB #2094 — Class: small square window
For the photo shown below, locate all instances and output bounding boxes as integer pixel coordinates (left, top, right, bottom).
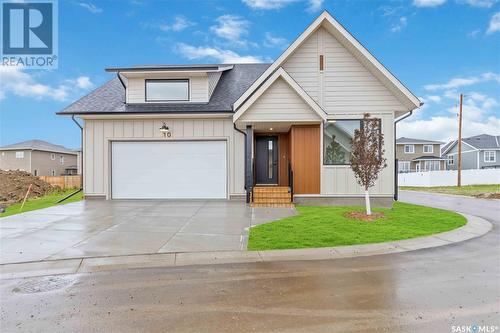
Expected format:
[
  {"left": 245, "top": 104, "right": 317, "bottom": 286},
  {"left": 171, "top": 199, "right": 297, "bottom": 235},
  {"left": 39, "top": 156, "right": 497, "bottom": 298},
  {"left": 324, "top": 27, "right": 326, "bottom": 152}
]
[
  {"left": 60, "top": 156, "right": 64, "bottom": 165},
  {"left": 15, "top": 151, "right": 24, "bottom": 159},
  {"left": 447, "top": 155, "right": 454, "bottom": 165},
  {"left": 51, "top": 153, "right": 56, "bottom": 160},
  {"left": 404, "top": 145, "right": 414, "bottom": 154},
  {"left": 484, "top": 151, "right": 496, "bottom": 163},
  {"left": 423, "top": 145, "right": 433, "bottom": 153},
  {"left": 51, "top": 170, "right": 56, "bottom": 176}
]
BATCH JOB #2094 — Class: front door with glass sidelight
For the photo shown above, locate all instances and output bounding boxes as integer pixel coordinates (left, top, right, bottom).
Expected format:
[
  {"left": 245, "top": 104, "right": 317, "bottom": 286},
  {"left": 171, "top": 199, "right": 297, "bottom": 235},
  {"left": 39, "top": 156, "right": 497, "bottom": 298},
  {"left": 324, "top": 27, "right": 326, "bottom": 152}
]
[{"left": 255, "top": 136, "right": 278, "bottom": 185}]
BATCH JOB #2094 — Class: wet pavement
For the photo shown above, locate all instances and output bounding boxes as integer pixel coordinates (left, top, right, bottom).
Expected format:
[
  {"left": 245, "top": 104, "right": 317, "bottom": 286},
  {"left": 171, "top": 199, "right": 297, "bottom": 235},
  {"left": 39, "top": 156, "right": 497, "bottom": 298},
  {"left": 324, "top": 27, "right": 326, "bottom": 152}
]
[
  {"left": 0, "top": 191, "right": 499, "bottom": 332},
  {"left": 0, "top": 200, "right": 295, "bottom": 264}
]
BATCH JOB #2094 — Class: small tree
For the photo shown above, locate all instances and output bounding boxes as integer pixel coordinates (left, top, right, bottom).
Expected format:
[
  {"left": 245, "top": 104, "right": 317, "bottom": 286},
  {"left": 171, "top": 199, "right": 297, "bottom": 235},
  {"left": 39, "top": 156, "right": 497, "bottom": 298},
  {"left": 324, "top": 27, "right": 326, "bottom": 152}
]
[
  {"left": 350, "top": 113, "right": 387, "bottom": 215},
  {"left": 324, "top": 135, "right": 346, "bottom": 164}
]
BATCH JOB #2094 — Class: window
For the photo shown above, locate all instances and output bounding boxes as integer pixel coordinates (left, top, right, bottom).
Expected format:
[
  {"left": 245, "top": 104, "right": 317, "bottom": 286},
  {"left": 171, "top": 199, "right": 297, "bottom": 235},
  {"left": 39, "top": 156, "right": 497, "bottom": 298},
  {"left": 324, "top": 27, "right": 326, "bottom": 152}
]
[
  {"left": 145, "top": 79, "right": 189, "bottom": 101},
  {"left": 50, "top": 153, "right": 55, "bottom": 160},
  {"left": 423, "top": 145, "right": 433, "bottom": 153},
  {"left": 447, "top": 155, "right": 454, "bottom": 165},
  {"left": 60, "top": 156, "right": 64, "bottom": 165},
  {"left": 398, "top": 161, "right": 410, "bottom": 173},
  {"left": 484, "top": 151, "right": 496, "bottom": 162},
  {"left": 15, "top": 151, "right": 24, "bottom": 159},
  {"left": 323, "top": 120, "right": 361, "bottom": 165},
  {"left": 404, "top": 145, "right": 414, "bottom": 154},
  {"left": 51, "top": 170, "right": 56, "bottom": 176},
  {"left": 33, "top": 169, "right": 38, "bottom": 176},
  {"left": 423, "top": 160, "right": 440, "bottom": 171}
]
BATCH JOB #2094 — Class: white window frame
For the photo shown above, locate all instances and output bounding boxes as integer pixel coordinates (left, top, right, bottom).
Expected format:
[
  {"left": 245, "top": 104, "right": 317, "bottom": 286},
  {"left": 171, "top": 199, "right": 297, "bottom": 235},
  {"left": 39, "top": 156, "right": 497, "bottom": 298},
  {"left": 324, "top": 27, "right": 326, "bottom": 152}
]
[
  {"left": 50, "top": 153, "right": 56, "bottom": 160},
  {"left": 423, "top": 144, "right": 433, "bottom": 154},
  {"left": 484, "top": 151, "right": 496, "bottom": 163},
  {"left": 51, "top": 170, "right": 56, "bottom": 176},
  {"left": 447, "top": 155, "right": 454, "bottom": 165},
  {"left": 404, "top": 145, "right": 414, "bottom": 154},
  {"left": 60, "top": 155, "right": 64, "bottom": 165},
  {"left": 398, "top": 161, "right": 410, "bottom": 173},
  {"left": 423, "top": 160, "right": 440, "bottom": 171},
  {"left": 15, "top": 151, "right": 24, "bottom": 159}
]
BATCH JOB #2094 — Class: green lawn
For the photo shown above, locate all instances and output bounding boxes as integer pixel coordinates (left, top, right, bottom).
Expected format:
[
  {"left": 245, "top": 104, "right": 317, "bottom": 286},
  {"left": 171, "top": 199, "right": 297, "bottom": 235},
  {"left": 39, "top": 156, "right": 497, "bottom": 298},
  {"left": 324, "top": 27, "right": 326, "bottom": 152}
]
[
  {"left": 248, "top": 202, "right": 466, "bottom": 250},
  {"left": 400, "top": 184, "right": 500, "bottom": 197},
  {"left": 0, "top": 189, "right": 83, "bottom": 218}
]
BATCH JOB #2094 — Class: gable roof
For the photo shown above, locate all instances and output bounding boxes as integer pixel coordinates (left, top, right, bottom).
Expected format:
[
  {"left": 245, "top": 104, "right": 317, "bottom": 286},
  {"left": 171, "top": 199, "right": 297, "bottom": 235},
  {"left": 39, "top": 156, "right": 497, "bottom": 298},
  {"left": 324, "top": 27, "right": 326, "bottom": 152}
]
[
  {"left": 57, "top": 64, "right": 270, "bottom": 115},
  {"left": 233, "top": 68, "right": 327, "bottom": 122},
  {"left": 0, "top": 140, "right": 78, "bottom": 155},
  {"left": 396, "top": 137, "right": 444, "bottom": 145},
  {"left": 234, "top": 11, "right": 421, "bottom": 112},
  {"left": 442, "top": 134, "right": 500, "bottom": 155}
]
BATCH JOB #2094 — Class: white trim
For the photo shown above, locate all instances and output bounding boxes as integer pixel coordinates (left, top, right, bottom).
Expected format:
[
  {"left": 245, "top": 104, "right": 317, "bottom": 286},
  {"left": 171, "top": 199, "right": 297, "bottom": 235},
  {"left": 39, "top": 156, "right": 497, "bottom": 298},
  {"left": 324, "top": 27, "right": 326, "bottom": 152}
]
[
  {"left": 441, "top": 140, "right": 479, "bottom": 155},
  {"left": 484, "top": 150, "right": 496, "bottom": 163},
  {"left": 77, "top": 113, "right": 232, "bottom": 120},
  {"left": 423, "top": 144, "right": 433, "bottom": 154},
  {"left": 446, "top": 150, "right": 478, "bottom": 156},
  {"left": 233, "top": 67, "right": 327, "bottom": 122},
  {"left": 398, "top": 161, "right": 410, "bottom": 172},
  {"left": 404, "top": 144, "right": 414, "bottom": 154},
  {"left": 233, "top": 11, "right": 420, "bottom": 111}
]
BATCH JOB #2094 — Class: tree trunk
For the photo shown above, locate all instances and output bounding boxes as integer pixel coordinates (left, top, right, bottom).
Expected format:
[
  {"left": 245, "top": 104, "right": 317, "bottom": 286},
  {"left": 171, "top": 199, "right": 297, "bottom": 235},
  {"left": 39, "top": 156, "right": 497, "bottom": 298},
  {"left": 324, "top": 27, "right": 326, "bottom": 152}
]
[{"left": 364, "top": 189, "right": 372, "bottom": 215}]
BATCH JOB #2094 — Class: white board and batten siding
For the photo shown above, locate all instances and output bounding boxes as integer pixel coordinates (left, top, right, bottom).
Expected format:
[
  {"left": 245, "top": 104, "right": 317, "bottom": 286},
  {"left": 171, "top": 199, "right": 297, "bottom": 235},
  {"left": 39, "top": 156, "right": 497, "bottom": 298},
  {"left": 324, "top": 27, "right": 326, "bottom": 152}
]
[
  {"left": 126, "top": 75, "right": 209, "bottom": 103},
  {"left": 239, "top": 77, "right": 322, "bottom": 122},
  {"left": 282, "top": 27, "right": 399, "bottom": 197},
  {"left": 83, "top": 118, "right": 245, "bottom": 199}
]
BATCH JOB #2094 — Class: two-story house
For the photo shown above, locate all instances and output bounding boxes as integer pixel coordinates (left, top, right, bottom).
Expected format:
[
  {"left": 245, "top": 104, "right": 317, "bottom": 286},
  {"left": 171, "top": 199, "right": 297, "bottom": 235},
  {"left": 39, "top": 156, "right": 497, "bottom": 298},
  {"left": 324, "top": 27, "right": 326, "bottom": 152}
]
[
  {"left": 0, "top": 140, "right": 79, "bottom": 176},
  {"left": 396, "top": 137, "right": 445, "bottom": 172},
  {"left": 442, "top": 134, "right": 500, "bottom": 170},
  {"left": 57, "top": 11, "right": 421, "bottom": 207}
]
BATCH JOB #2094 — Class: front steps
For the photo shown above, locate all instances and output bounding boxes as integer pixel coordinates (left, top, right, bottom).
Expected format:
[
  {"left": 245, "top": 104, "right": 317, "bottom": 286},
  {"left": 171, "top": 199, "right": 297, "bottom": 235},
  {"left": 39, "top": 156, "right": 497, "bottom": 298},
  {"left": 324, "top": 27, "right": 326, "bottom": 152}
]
[{"left": 252, "top": 186, "right": 294, "bottom": 207}]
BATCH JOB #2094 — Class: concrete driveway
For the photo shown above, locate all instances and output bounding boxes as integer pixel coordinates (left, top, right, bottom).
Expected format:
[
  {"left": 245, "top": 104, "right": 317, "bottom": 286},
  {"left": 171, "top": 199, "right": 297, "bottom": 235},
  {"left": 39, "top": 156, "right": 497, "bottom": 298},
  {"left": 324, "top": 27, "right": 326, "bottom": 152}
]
[{"left": 0, "top": 200, "right": 295, "bottom": 264}]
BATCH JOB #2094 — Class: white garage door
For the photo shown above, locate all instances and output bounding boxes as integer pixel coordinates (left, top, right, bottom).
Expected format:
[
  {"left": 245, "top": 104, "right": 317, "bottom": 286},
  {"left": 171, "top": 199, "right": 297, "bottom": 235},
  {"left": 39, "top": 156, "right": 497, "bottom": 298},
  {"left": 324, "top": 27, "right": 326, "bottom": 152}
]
[{"left": 111, "top": 141, "right": 227, "bottom": 199}]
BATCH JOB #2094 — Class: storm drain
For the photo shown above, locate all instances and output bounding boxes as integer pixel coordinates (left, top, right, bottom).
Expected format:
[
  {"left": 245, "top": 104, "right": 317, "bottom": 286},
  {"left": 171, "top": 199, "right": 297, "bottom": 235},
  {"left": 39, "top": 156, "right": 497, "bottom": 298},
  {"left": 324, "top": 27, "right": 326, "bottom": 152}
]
[{"left": 13, "top": 277, "right": 74, "bottom": 294}]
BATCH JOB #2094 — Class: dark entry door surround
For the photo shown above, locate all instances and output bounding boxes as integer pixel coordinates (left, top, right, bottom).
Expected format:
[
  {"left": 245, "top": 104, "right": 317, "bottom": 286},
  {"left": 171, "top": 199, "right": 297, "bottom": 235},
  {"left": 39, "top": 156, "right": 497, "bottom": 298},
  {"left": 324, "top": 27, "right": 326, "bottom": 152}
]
[{"left": 255, "top": 136, "right": 279, "bottom": 185}]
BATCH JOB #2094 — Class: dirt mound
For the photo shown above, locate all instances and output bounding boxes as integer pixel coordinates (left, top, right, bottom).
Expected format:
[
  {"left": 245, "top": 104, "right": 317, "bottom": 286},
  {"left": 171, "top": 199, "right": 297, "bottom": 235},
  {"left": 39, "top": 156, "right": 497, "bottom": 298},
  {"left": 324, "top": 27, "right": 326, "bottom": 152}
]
[
  {"left": 474, "top": 192, "right": 500, "bottom": 199},
  {"left": 0, "top": 170, "right": 57, "bottom": 204},
  {"left": 344, "top": 211, "right": 385, "bottom": 222}
]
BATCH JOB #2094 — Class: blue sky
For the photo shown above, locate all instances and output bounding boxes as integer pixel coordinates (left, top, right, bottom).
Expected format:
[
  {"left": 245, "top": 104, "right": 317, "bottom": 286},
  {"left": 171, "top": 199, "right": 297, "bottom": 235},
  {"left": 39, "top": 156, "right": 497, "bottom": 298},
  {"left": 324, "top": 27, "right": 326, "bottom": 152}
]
[{"left": 0, "top": 0, "right": 499, "bottom": 149}]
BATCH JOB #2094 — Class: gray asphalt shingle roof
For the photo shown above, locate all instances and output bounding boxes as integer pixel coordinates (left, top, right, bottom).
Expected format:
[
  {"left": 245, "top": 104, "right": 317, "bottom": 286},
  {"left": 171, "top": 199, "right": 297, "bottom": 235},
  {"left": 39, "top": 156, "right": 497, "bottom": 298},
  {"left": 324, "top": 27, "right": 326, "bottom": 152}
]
[
  {"left": 0, "top": 140, "right": 78, "bottom": 154},
  {"left": 58, "top": 63, "right": 271, "bottom": 115},
  {"left": 412, "top": 155, "right": 446, "bottom": 161},
  {"left": 396, "top": 137, "right": 444, "bottom": 144},
  {"left": 442, "top": 134, "right": 500, "bottom": 154}
]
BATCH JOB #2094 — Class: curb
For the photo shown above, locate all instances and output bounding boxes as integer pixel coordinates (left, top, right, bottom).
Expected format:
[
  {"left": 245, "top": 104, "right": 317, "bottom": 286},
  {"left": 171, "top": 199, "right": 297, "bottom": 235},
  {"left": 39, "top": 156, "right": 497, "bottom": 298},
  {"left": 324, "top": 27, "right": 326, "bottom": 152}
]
[{"left": 0, "top": 213, "right": 492, "bottom": 280}]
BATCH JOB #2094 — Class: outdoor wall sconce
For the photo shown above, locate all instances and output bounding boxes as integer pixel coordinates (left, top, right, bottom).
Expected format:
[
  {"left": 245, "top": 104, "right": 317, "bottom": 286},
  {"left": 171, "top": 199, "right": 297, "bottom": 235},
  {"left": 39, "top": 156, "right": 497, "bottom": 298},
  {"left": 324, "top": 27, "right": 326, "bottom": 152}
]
[{"left": 159, "top": 122, "right": 171, "bottom": 138}]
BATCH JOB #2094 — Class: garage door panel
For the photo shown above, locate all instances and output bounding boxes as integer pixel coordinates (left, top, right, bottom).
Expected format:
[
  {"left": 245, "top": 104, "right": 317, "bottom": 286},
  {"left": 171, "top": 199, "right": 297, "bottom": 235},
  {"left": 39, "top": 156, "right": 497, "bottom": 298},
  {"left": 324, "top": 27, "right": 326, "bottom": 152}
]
[{"left": 112, "top": 141, "right": 227, "bottom": 199}]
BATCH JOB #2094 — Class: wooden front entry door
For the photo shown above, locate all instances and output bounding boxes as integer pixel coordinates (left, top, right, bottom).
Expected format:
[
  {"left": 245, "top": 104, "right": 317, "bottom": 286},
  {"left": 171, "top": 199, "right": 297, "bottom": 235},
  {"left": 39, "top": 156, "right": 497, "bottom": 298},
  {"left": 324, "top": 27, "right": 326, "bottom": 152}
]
[{"left": 255, "top": 136, "right": 278, "bottom": 185}]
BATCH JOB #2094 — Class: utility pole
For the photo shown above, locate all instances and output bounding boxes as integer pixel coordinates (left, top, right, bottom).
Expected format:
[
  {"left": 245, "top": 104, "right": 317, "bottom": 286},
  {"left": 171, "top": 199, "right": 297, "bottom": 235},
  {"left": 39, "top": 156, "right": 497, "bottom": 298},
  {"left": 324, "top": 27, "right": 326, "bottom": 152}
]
[{"left": 457, "top": 93, "right": 463, "bottom": 187}]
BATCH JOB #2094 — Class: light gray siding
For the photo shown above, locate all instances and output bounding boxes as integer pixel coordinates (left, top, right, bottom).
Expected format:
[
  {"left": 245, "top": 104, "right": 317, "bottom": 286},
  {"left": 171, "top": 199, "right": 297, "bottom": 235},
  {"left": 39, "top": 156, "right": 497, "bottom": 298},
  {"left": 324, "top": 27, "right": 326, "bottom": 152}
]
[
  {"left": 445, "top": 143, "right": 500, "bottom": 170},
  {"left": 238, "top": 77, "right": 321, "bottom": 122},
  {"left": 0, "top": 150, "right": 77, "bottom": 175},
  {"left": 83, "top": 117, "right": 245, "bottom": 198},
  {"left": 208, "top": 72, "right": 222, "bottom": 99},
  {"left": 0, "top": 150, "right": 31, "bottom": 172}
]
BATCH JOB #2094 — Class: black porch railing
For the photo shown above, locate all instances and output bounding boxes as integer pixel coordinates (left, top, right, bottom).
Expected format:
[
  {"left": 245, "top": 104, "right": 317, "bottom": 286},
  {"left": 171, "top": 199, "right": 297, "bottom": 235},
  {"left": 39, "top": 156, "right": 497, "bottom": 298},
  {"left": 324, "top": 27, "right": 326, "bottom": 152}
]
[{"left": 288, "top": 162, "right": 294, "bottom": 203}]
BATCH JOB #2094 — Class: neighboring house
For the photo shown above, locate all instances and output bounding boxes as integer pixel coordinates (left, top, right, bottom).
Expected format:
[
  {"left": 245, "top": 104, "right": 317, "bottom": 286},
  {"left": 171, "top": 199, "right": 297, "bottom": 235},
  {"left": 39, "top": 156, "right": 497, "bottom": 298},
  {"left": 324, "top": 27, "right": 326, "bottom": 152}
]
[
  {"left": 396, "top": 137, "right": 445, "bottom": 172},
  {"left": 0, "top": 140, "right": 79, "bottom": 176},
  {"left": 57, "top": 11, "right": 421, "bottom": 206},
  {"left": 442, "top": 134, "right": 500, "bottom": 170}
]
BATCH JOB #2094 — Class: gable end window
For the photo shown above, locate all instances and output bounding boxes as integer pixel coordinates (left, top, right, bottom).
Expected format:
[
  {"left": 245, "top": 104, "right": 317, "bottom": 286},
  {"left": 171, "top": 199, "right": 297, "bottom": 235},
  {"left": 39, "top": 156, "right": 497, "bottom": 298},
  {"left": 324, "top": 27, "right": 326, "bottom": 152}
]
[
  {"left": 404, "top": 145, "right": 414, "bottom": 154},
  {"left": 447, "top": 155, "right": 454, "bottom": 165},
  {"left": 145, "top": 79, "right": 189, "bottom": 102},
  {"left": 423, "top": 145, "right": 433, "bottom": 153},
  {"left": 484, "top": 151, "right": 496, "bottom": 162}
]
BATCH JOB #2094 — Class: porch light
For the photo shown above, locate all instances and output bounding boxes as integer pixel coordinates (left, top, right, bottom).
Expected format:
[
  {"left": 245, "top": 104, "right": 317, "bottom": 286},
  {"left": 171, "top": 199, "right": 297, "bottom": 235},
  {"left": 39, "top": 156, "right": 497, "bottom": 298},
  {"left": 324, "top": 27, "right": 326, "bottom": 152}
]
[
  {"left": 327, "top": 120, "right": 337, "bottom": 123},
  {"left": 269, "top": 127, "right": 273, "bottom": 131},
  {"left": 159, "top": 122, "right": 171, "bottom": 138}
]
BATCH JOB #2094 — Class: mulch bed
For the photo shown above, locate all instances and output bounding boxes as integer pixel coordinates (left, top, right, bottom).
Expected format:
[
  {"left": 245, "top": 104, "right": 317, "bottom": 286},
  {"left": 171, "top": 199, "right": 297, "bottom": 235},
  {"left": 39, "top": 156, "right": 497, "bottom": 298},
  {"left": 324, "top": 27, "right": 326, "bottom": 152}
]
[
  {"left": 344, "top": 211, "right": 385, "bottom": 222},
  {"left": 0, "top": 170, "right": 56, "bottom": 204}
]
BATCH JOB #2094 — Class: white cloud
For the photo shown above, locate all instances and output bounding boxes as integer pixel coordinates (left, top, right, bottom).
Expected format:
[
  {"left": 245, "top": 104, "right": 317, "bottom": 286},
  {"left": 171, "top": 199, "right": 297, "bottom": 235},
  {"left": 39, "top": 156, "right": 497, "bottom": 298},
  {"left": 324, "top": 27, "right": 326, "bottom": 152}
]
[
  {"left": 412, "top": 0, "right": 446, "bottom": 7},
  {"left": 467, "top": 29, "right": 480, "bottom": 38},
  {"left": 210, "top": 15, "right": 250, "bottom": 47},
  {"left": 457, "top": 0, "right": 498, "bottom": 7},
  {"left": 424, "top": 72, "right": 500, "bottom": 90},
  {"left": 176, "top": 43, "right": 264, "bottom": 63},
  {"left": 307, "top": 0, "right": 323, "bottom": 12},
  {"left": 390, "top": 17, "right": 408, "bottom": 32},
  {"left": 487, "top": 12, "right": 500, "bottom": 34},
  {"left": 78, "top": 2, "right": 103, "bottom": 14},
  {"left": 0, "top": 67, "right": 94, "bottom": 102},
  {"left": 242, "top": 0, "right": 298, "bottom": 10},
  {"left": 159, "top": 16, "right": 196, "bottom": 32},
  {"left": 426, "top": 95, "right": 442, "bottom": 103},
  {"left": 263, "top": 32, "right": 288, "bottom": 48}
]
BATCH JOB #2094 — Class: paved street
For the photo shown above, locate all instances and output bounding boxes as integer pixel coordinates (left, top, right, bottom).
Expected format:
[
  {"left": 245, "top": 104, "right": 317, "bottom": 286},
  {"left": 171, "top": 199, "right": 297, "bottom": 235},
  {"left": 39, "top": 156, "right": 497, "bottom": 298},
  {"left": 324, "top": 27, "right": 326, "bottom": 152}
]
[{"left": 1, "top": 191, "right": 499, "bottom": 332}]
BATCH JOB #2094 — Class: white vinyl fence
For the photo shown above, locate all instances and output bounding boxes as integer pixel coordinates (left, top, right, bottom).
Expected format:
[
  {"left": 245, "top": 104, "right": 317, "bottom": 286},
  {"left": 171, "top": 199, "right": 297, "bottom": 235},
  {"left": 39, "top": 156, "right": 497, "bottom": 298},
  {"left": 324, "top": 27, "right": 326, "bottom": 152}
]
[{"left": 398, "top": 169, "right": 500, "bottom": 187}]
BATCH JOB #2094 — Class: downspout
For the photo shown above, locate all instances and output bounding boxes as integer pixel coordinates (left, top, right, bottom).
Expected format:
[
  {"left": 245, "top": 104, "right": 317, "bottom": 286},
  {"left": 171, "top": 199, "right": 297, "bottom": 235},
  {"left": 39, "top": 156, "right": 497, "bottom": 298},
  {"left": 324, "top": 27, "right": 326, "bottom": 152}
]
[
  {"left": 394, "top": 105, "right": 420, "bottom": 200},
  {"left": 67, "top": 114, "right": 84, "bottom": 200},
  {"left": 233, "top": 123, "right": 250, "bottom": 203},
  {"left": 116, "top": 72, "right": 126, "bottom": 89}
]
